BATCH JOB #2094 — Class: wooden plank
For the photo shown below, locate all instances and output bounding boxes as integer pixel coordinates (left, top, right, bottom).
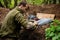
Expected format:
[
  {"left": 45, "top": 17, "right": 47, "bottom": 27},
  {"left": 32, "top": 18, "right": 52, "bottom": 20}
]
[{"left": 36, "top": 13, "right": 55, "bottom": 20}]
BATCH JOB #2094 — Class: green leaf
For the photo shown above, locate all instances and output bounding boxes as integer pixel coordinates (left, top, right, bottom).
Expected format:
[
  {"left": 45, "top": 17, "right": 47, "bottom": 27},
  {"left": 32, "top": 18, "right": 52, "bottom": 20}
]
[
  {"left": 49, "top": 32, "right": 55, "bottom": 37},
  {"left": 56, "top": 26, "right": 60, "bottom": 31},
  {"left": 45, "top": 28, "right": 51, "bottom": 32},
  {"left": 54, "top": 20, "right": 60, "bottom": 24},
  {"left": 52, "top": 35, "right": 58, "bottom": 40},
  {"left": 51, "top": 26, "right": 56, "bottom": 32}
]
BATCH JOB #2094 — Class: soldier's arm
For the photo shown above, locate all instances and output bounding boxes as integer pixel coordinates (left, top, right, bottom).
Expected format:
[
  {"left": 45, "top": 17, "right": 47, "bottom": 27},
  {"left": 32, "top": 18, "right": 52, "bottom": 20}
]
[{"left": 15, "top": 12, "right": 36, "bottom": 30}]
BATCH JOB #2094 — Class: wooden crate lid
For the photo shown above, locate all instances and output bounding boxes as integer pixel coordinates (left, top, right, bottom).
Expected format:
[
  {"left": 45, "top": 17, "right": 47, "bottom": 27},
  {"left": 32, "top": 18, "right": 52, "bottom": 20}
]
[{"left": 36, "top": 13, "right": 55, "bottom": 20}]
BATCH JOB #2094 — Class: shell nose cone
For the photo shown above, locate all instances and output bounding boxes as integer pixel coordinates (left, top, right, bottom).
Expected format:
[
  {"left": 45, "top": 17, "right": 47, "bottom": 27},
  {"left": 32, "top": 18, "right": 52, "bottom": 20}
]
[
  {"left": 28, "top": 15, "right": 36, "bottom": 19},
  {"left": 37, "top": 18, "right": 53, "bottom": 25}
]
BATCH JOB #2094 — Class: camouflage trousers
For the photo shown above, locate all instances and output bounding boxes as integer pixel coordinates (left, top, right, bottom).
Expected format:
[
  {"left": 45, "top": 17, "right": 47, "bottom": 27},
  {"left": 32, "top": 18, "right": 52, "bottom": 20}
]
[{"left": 0, "top": 30, "right": 34, "bottom": 40}]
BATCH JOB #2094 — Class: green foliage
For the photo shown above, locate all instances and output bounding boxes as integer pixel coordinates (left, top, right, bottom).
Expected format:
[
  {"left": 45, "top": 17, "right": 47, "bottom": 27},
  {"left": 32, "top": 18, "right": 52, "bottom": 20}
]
[
  {"left": 0, "top": 0, "right": 6, "bottom": 7},
  {"left": 27, "top": 0, "right": 44, "bottom": 5},
  {"left": 0, "top": 0, "right": 21, "bottom": 9},
  {"left": 45, "top": 20, "right": 60, "bottom": 40},
  {"left": 0, "top": 0, "right": 60, "bottom": 9},
  {"left": 7, "top": 0, "right": 15, "bottom": 9},
  {"left": 26, "top": 0, "right": 60, "bottom": 5}
]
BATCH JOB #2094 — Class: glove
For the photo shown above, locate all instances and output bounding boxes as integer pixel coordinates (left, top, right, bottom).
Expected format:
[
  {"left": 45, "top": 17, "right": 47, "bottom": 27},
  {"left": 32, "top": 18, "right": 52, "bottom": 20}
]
[
  {"left": 26, "top": 22, "right": 36, "bottom": 30},
  {"left": 37, "top": 18, "right": 53, "bottom": 25}
]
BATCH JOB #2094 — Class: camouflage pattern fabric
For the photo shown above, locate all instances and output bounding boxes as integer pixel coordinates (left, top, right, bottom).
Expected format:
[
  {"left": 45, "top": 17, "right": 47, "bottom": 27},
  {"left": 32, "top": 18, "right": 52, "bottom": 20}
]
[{"left": 0, "top": 6, "right": 29, "bottom": 37}]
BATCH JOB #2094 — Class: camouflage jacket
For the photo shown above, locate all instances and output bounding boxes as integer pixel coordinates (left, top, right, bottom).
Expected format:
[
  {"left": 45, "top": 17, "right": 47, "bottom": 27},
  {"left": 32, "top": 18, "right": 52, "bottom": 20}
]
[{"left": 0, "top": 6, "right": 29, "bottom": 37}]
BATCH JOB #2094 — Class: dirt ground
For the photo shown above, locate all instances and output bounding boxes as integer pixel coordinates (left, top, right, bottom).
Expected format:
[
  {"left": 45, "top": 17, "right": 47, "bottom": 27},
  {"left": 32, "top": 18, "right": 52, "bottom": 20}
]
[
  {"left": 0, "top": 4, "right": 60, "bottom": 40},
  {"left": 0, "top": 7, "right": 10, "bottom": 27}
]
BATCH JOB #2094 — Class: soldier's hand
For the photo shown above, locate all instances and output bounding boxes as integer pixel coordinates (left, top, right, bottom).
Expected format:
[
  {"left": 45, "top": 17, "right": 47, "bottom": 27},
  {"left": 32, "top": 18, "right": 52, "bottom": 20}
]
[{"left": 26, "top": 21, "right": 37, "bottom": 30}]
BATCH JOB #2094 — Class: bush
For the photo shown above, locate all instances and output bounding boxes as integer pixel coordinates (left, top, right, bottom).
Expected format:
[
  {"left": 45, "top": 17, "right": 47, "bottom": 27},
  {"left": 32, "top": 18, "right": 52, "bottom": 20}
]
[
  {"left": 45, "top": 20, "right": 60, "bottom": 40},
  {"left": 0, "top": 0, "right": 60, "bottom": 9}
]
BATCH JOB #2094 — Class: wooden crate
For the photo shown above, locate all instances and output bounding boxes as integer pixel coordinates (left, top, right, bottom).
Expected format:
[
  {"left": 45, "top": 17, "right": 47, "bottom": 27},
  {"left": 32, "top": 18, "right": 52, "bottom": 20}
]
[{"left": 36, "top": 13, "right": 55, "bottom": 20}]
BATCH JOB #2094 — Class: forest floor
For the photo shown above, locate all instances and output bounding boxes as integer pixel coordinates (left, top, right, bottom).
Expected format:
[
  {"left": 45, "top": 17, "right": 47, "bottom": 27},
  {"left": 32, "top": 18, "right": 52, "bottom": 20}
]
[{"left": 0, "top": 4, "right": 60, "bottom": 40}]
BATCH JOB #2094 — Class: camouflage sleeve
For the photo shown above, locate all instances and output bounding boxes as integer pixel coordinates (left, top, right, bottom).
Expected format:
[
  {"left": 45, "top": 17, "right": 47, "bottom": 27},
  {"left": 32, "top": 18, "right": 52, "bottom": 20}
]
[
  {"left": 15, "top": 12, "right": 28, "bottom": 29},
  {"left": 15, "top": 12, "right": 36, "bottom": 30}
]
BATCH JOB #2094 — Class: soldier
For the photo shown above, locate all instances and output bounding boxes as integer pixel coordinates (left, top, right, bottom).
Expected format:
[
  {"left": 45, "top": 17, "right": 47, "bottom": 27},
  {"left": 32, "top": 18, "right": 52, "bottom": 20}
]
[{"left": 0, "top": 1, "right": 36, "bottom": 40}]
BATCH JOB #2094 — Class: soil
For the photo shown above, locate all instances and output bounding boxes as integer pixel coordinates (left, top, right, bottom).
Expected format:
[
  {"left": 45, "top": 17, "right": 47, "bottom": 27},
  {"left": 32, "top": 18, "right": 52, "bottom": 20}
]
[
  {"left": 0, "top": 4, "right": 60, "bottom": 40},
  {"left": 0, "top": 7, "right": 10, "bottom": 27}
]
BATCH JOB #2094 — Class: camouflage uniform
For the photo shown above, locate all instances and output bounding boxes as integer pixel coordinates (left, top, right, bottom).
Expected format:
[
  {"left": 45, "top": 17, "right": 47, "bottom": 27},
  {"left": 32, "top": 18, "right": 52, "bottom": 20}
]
[{"left": 0, "top": 6, "right": 35, "bottom": 40}]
